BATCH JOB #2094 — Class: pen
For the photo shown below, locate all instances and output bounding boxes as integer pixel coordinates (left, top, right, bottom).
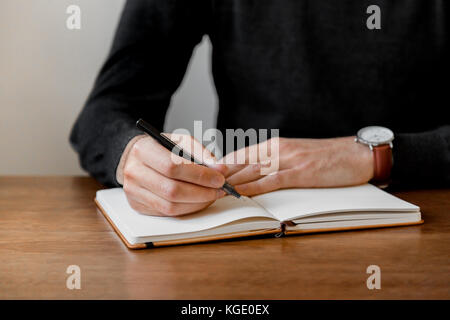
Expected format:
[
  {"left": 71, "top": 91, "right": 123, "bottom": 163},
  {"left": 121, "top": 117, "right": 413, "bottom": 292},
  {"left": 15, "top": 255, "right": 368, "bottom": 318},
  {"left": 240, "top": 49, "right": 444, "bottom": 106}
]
[{"left": 136, "top": 119, "right": 241, "bottom": 199}]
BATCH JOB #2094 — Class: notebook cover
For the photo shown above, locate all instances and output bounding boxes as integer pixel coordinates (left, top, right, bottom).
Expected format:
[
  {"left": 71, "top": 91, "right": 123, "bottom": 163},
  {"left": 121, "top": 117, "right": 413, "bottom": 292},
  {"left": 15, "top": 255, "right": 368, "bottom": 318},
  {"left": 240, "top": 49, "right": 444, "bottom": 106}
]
[{"left": 95, "top": 198, "right": 281, "bottom": 249}]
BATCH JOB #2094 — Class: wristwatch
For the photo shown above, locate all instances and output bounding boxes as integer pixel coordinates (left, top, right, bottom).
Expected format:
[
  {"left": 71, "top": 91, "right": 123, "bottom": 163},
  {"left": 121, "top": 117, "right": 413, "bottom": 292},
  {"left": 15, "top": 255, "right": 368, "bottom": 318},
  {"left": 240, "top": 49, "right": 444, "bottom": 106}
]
[{"left": 355, "top": 126, "right": 394, "bottom": 187}]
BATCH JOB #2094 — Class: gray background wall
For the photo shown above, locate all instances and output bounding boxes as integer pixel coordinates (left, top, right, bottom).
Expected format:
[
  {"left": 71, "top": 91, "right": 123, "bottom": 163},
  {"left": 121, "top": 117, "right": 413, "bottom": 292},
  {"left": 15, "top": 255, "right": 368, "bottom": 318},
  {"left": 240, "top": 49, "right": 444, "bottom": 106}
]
[{"left": 0, "top": 0, "right": 217, "bottom": 175}]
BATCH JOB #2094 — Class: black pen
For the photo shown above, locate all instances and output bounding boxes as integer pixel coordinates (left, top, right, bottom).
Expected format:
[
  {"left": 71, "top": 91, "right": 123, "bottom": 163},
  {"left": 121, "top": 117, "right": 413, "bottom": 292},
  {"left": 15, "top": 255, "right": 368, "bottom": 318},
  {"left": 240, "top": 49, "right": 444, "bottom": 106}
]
[{"left": 136, "top": 119, "right": 241, "bottom": 199}]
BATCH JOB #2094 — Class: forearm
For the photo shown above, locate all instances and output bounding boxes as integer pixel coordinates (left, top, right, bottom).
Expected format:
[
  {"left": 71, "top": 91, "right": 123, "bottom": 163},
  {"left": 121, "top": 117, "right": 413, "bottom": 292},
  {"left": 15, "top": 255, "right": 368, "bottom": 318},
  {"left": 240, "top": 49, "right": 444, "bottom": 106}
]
[
  {"left": 70, "top": 102, "right": 146, "bottom": 186},
  {"left": 70, "top": 0, "right": 208, "bottom": 186}
]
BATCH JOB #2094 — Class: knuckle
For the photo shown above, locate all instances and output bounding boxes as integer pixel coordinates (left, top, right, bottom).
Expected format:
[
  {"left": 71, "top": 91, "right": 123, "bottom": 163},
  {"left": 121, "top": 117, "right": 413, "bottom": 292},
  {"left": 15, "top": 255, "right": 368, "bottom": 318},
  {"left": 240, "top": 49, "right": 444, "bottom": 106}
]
[
  {"left": 162, "top": 161, "right": 179, "bottom": 178},
  {"left": 251, "top": 163, "right": 261, "bottom": 173},
  {"left": 129, "top": 141, "right": 141, "bottom": 158},
  {"left": 123, "top": 164, "right": 135, "bottom": 181},
  {"left": 160, "top": 181, "right": 180, "bottom": 201}
]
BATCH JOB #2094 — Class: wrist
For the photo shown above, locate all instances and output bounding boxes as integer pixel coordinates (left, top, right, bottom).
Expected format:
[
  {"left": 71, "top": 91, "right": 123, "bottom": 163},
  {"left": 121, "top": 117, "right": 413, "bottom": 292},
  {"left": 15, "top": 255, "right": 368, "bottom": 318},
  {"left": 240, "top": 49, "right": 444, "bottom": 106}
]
[
  {"left": 343, "top": 136, "right": 374, "bottom": 183},
  {"left": 116, "top": 135, "right": 147, "bottom": 185},
  {"left": 355, "top": 126, "right": 395, "bottom": 187}
]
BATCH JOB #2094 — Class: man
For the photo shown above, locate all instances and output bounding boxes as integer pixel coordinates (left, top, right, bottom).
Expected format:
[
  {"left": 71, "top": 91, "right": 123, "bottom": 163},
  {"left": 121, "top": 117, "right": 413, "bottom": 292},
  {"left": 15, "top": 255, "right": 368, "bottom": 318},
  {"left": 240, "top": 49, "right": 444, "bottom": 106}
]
[{"left": 71, "top": 0, "right": 449, "bottom": 216}]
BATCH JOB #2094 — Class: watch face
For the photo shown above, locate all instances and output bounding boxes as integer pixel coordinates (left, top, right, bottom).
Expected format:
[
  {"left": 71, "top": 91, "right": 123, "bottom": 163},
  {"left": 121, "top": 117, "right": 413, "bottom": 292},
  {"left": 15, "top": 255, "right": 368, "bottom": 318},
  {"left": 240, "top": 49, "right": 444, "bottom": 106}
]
[{"left": 357, "top": 126, "right": 394, "bottom": 145}]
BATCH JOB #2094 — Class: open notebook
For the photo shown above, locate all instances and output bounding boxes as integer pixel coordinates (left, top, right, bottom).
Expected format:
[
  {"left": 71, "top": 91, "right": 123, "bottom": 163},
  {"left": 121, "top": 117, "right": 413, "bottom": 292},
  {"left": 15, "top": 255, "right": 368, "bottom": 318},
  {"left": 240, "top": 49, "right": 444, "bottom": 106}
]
[{"left": 95, "top": 184, "right": 423, "bottom": 249}]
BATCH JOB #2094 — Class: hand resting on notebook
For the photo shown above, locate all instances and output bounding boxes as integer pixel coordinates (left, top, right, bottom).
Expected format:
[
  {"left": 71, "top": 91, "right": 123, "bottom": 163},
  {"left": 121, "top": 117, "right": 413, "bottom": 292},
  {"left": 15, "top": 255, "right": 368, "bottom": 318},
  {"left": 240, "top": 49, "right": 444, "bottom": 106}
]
[
  {"left": 117, "top": 134, "right": 228, "bottom": 216},
  {"left": 225, "top": 136, "right": 374, "bottom": 196}
]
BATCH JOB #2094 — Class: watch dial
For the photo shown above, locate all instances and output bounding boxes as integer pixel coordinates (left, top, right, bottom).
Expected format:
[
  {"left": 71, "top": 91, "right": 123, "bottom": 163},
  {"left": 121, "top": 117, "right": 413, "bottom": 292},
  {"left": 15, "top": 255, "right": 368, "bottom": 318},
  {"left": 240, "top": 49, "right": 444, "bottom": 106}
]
[{"left": 359, "top": 127, "right": 393, "bottom": 144}]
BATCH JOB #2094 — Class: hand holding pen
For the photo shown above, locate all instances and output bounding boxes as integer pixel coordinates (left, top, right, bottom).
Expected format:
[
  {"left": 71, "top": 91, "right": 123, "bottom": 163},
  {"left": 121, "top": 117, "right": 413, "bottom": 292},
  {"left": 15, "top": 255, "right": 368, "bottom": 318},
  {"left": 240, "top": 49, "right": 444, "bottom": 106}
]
[{"left": 116, "top": 119, "right": 240, "bottom": 217}]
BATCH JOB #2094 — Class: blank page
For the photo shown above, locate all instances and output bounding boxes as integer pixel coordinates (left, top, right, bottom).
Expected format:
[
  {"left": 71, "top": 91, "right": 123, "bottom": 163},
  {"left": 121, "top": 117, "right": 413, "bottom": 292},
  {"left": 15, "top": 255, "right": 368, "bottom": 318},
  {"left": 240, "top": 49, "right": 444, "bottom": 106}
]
[
  {"left": 96, "top": 188, "right": 274, "bottom": 239},
  {"left": 251, "top": 184, "right": 419, "bottom": 222}
]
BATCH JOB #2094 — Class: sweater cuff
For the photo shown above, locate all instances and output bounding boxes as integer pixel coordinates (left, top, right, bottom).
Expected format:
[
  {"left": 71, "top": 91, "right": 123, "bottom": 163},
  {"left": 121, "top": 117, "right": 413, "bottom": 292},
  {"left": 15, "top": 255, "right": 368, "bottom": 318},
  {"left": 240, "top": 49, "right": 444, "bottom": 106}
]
[
  {"left": 104, "top": 123, "right": 144, "bottom": 187},
  {"left": 391, "top": 129, "right": 450, "bottom": 188}
]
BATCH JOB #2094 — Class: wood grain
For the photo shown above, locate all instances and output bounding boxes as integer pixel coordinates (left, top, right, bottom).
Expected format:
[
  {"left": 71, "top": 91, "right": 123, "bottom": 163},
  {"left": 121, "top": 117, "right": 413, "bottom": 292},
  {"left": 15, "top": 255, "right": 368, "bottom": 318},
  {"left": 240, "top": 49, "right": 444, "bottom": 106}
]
[{"left": 0, "top": 176, "right": 449, "bottom": 299}]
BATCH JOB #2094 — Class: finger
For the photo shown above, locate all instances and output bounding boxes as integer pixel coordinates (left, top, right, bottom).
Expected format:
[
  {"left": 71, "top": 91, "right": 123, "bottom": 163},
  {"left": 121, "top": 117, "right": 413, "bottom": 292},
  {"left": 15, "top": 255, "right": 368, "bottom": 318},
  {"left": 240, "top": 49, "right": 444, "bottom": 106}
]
[
  {"left": 226, "top": 163, "right": 264, "bottom": 185},
  {"left": 166, "top": 133, "right": 217, "bottom": 163},
  {"left": 125, "top": 162, "right": 225, "bottom": 203},
  {"left": 226, "top": 158, "right": 276, "bottom": 184},
  {"left": 126, "top": 197, "right": 165, "bottom": 217},
  {"left": 219, "top": 152, "right": 250, "bottom": 177},
  {"left": 125, "top": 184, "right": 215, "bottom": 216},
  {"left": 234, "top": 171, "right": 288, "bottom": 196},
  {"left": 221, "top": 163, "right": 246, "bottom": 178},
  {"left": 167, "top": 133, "right": 229, "bottom": 176},
  {"left": 221, "top": 139, "right": 276, "bottom": 176},
  {"left": 132, "top": 137, "right": 226, "bottom": 188}
]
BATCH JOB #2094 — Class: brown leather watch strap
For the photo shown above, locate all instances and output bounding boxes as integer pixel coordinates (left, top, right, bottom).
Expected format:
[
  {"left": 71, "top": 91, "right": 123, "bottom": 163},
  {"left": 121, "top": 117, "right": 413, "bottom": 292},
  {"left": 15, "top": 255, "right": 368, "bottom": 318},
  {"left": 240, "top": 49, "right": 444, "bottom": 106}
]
[{"left": 372, "top": 144, "right": 393, "bottom": 183}]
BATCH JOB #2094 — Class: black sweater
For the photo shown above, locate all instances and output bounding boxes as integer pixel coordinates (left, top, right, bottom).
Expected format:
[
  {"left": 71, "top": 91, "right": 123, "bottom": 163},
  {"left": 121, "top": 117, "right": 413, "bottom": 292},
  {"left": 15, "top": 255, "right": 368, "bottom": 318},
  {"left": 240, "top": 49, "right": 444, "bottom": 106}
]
[{"left": 70, "top": 0, "right": 449, "bottom": 188}]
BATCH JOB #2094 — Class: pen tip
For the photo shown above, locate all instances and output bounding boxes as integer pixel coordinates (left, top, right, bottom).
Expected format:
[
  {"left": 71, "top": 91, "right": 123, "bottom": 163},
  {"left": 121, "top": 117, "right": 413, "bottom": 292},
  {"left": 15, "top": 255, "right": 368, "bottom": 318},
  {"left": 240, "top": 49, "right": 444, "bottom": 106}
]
[{"left": 231, "top": 190, "right": 242, "bottom": 199}]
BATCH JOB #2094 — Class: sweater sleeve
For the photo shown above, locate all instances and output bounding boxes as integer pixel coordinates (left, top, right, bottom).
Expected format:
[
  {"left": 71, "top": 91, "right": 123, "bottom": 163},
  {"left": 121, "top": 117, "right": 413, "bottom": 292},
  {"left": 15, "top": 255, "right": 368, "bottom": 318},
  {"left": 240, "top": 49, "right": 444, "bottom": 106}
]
[
  {"left": 70, "top": 0, "right": 209, "bottom": 186},
  {"left": 391, "top": 125, "right": 450, "bottom": 188}
]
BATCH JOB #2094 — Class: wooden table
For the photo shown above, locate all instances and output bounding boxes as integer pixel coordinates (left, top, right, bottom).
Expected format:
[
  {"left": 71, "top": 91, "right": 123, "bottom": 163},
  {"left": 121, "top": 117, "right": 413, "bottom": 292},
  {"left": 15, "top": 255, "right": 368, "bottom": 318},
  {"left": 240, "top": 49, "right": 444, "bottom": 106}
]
[{"left": 0, "top": 176, "right": 449, "bottom": 299}]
